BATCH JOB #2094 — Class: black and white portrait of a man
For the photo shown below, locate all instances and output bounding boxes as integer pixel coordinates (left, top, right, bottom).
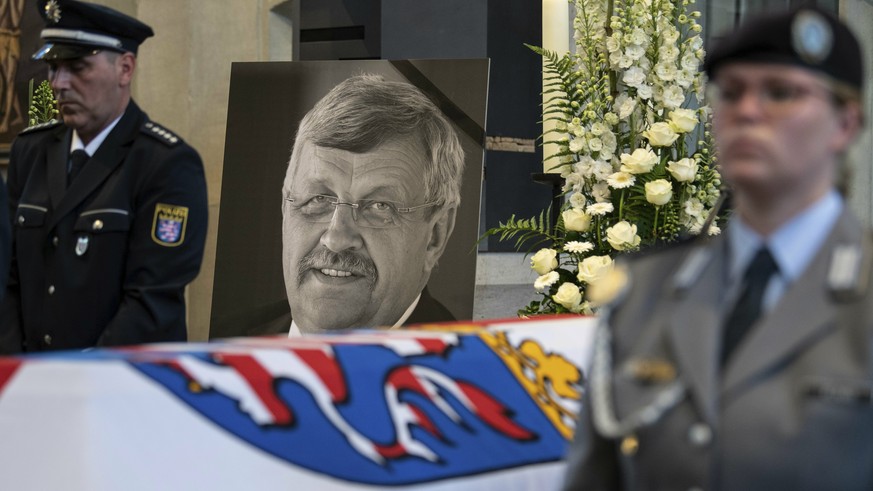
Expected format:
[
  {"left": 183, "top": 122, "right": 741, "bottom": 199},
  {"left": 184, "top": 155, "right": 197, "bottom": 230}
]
[{"left": 210, "top": 60, "right": 488, "bottom": 338}]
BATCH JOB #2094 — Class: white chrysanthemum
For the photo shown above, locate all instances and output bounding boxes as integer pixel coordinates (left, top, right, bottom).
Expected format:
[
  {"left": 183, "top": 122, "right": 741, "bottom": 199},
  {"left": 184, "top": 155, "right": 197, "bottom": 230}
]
[
  {"left": 587, "top": 202, "right": 614, "bottom": 216},
  {"left": 564, "top": 241, "right": 595, "bottom": 254},
  {"left": 606, "top": 171, "right": 636, "bottom": 189},
  {"left": 534, "top": 271, "right": 560, "bottom": 291}
]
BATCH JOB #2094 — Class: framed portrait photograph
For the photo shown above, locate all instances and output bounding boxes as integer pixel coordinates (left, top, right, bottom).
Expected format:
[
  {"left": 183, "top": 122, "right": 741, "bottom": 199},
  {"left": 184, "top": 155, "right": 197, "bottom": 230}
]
[{"left": 211, "top": 59, "right": 489, "bottom": 338}]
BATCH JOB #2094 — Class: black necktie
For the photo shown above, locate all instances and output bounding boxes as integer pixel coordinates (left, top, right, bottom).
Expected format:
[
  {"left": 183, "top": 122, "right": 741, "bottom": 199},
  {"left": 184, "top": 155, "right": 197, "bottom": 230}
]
[
  {"left": 67, "top": 149, "right": 90, "bottom": 188},
  {"left": 721, "top": 247, "right": 778, "bottom": 366}
]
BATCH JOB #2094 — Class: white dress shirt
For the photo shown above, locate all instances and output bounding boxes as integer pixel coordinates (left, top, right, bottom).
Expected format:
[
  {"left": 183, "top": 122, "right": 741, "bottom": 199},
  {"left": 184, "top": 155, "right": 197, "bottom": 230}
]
[{"left": 288, "top": 293, "right": 422, "bottom": 337}]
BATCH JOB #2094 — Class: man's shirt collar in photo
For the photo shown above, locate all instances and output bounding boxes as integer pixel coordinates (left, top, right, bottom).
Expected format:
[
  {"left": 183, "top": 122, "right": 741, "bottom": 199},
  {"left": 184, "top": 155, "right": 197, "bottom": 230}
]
[
  {"left": 726, "top": 190, "right": 843, "bottom": 310},
  {"left": 288, "top": 292, "right": 422, "bottom": 337},
  {"left": 69, "top": 114, "right": 124, "bottom": 158}
]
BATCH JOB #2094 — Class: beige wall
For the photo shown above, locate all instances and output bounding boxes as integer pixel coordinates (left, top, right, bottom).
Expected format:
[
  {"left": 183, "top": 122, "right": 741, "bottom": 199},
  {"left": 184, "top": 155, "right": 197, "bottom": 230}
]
[
  {"left": 92, "top": 0, "right": 295, "bottom": 340},
  {"left": 86, "top": 0, "right": 873, "bottom": 339}
]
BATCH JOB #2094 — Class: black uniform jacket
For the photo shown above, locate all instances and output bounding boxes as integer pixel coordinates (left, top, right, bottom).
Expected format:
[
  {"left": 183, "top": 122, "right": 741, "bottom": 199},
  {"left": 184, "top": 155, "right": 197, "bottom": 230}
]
[{"left": 0, "top": 101, "right": 207, "bottom": 353}]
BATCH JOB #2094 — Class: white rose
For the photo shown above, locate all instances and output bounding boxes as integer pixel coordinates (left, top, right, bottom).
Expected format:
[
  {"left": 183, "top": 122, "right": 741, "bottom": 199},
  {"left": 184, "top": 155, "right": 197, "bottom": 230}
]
[
  {"left": 607, "top": 221, "right": 642, "bottom": 251},
  {"left": 604, "top": 113, "right": 619, "bottom": 126},
  {"left": 530, "top": 248, "right": 558, "bottom": 275},
  {"left": 642, "top": 122, "right": 679, "bottom": 147},
  {"left": 553, "top": 282, "right": 582, "bottom": 311},
  {"left": 668, "top": 108, "right": 698, "bottom": 133},
  {"left": 534, "top": 271, "right": 560, "bottom": 291},
  {"left": 667, "top": 158, "right": 698, "bottom": 182},
  {"left": 562, "top": 208, "right": 592, "bottom": 232},
  {"left": 645, "top": 179, "right": 673, "bottom": 206},
  {"left": 620, "top": 148, "right": 659, "bottom": 174},
  {"left": 577, "top": 255, "right": 614, "bottom": 284}
]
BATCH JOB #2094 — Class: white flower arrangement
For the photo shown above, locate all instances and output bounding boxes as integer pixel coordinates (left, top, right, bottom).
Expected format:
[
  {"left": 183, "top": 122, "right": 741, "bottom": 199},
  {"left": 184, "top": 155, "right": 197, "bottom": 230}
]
[{"left": 483, "top": 0, "right": 722, "bottom": 316}]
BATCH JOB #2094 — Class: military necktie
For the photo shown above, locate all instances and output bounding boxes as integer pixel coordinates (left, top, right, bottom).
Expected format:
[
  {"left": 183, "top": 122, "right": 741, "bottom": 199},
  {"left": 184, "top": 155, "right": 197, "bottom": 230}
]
[
  {"left": 67, "top": 149, "right": 90, "bottom": 188},
  {"left": 721, "top": 247, "right": 778, "bottom": 366}
]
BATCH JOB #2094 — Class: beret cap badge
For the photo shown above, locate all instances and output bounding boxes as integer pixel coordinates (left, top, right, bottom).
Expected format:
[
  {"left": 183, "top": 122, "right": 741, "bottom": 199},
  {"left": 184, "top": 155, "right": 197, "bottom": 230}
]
[
  {"left": 44, "top": 0, "right": 61, "bottom": 23},
  {"left": 792, "top": 10, "right": 833, "bottom": 64}
]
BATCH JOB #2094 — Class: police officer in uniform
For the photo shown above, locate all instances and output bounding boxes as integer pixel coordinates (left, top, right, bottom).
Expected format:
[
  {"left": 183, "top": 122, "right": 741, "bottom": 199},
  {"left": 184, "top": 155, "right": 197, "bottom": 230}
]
[
  {"left": 563, "top": 7, "right": 872, "bottom": 490},
  {"left": 0, "top": 0, "right": 207, "bottom": 352}
]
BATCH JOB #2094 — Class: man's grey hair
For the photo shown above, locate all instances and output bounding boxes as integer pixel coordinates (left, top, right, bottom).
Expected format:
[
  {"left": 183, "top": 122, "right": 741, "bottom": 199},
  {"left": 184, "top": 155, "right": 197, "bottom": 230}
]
[{"left": 290, "top": 74, "right": 465, "bottom": 208}]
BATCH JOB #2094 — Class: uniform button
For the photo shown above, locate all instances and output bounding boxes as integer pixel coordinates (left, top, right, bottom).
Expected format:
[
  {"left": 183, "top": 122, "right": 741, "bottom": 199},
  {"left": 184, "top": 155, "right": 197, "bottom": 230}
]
[
  {"left": 43, "top": 334, "right": 52, "bottom": 345},
  {"left": 620, "top": 435, "right": 639, "bottom": 456},
  {"left": 17, "top": 215, "right": 24, "bottom": 225},
  {"left": 52, "top": 236, "right": 59, "bottom": 247},
  {"left": 688, "top": 423, "right": 712, "bottom": 447},
  {"left": 92, "top": 220, "right": 104, "bottom": 231},
  {"left": 47, "top": 285, "right": 55, "bottom": 295}
]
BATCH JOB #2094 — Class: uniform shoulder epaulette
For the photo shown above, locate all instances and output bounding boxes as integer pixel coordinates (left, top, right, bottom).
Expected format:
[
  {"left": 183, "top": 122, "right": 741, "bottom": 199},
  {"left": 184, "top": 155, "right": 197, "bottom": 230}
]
[
  {"left": 19, "top": 119, "right": 62, "bottom": 135},
  {"left": 142, "top": 121, "right": 182, "bottom": 146}
]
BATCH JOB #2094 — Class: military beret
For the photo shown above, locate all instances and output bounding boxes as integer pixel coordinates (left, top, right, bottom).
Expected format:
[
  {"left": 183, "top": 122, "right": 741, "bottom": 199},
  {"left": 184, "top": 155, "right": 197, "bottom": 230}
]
[
  {"left": 32, "top": 0, "right": 154, "bottom": 61},
  {"left": 704, "top": 6, "right": 863, "bottom": 91}
]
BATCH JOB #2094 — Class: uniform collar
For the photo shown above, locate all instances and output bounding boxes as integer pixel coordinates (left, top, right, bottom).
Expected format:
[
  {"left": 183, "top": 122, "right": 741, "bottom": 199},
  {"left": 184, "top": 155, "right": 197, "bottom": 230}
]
[{"left": 70, "top": 113, "right": 124, "bottom": 156}]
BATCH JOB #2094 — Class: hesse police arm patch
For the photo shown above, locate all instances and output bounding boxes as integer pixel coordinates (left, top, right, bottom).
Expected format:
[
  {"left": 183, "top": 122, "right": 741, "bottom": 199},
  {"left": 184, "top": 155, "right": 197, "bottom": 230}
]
[{"left": 151, "top": 203, "right": 189, "bottom": 247}]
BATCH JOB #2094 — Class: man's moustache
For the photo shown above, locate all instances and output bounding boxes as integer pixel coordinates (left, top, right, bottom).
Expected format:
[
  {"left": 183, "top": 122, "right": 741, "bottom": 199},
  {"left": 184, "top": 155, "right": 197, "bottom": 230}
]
[{"left": 297, "top": 249, "right": 378, "bottom": 289}]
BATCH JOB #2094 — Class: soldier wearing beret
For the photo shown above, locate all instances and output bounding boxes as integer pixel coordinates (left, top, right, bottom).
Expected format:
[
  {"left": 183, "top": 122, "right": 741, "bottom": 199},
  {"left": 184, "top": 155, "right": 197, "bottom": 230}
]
[
  {"left": 564, "top": 6, "right": 871, "bottom": 490},
  {"left": 0, "top": 0, "right": 207, "bottom": 352}
]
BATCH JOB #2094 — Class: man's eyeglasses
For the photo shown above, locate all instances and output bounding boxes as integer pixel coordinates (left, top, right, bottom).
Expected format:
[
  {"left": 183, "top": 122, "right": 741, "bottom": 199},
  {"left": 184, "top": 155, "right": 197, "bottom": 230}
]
[
  {"left": 284, "top": 194, "right": 437, "bottom": 229},
  {"left": 709, "top": 81, "right": 837, "bottom": 118}
]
